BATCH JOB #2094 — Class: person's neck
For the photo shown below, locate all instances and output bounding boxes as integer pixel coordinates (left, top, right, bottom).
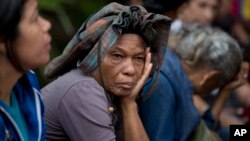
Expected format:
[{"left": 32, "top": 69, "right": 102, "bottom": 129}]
[
  {"left": 0, "top": 58, "right": 22, "bottom": 105},
  {"left": 178, "top": 14, "right": 191, "bottom": 24}
]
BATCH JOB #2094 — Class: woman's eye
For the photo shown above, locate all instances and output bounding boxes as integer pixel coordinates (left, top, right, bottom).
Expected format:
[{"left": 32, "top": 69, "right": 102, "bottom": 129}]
[
  {"left": 134, "top": 56, "right": 145, "bottom": 64},
  {"left": 31, "top": 10, "right": 39, "bottom": 22},
  {"left": 112, "top": 53, "right": 123, "bottom": 59},
  {"left": 135, "top": 56, "right": 144, "bottom": 61}
]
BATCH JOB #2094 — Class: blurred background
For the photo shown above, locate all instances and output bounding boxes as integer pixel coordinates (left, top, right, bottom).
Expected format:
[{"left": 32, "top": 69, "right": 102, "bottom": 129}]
[{"left": 37, "top": 0, "right": 107, "bottom": 86}]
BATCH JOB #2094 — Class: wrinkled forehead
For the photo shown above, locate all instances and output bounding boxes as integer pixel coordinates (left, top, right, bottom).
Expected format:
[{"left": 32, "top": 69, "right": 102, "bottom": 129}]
[
  {"left": 107, "top": 33, "right": 147, "bottom": 53},
  {"left": 116, "top": 33, "right": 146, "bottom": 47}
]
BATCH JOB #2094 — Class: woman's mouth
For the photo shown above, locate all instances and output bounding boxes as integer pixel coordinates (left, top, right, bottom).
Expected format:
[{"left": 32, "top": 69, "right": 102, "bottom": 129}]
[
  {"left": 117, "top": 82, "right": 135, "bottom": 89},
  {"left": 45, "top": 43, "right": 51, "bottom": 50},
  {"left": 45, "top": 36, "right": 52, "bottom": 51}
]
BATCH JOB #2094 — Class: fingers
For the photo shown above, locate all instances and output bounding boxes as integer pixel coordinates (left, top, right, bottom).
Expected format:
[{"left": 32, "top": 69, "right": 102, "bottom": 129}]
[
  {"left": 239, "top": 62, "right": 249, "bottom": 83},
  {"left": 131, "top": 48, "right": 152, "bottom": 95},
  {"left": 241, "top": 62, "right": 249, "bottom": 80},
  {"left": 223, "top": 62, "right": 249, "bottom": 91},
  {"left": 143, "top": 48, "right": 151, "bottom": 73},
  {"left": 229, "top": 62, "right": 249, "bottom": 89},
  {"left": 138, "top": 62, "right": 153, "bottom": 88},
  {"left": 140, "top": 47, "right": 152, "bottom": 87}
]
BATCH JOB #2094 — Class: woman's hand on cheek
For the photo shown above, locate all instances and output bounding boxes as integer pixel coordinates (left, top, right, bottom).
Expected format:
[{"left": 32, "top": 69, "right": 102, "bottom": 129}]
[{"left": 120, "top": 47, "right": 152, "bottom": 105}]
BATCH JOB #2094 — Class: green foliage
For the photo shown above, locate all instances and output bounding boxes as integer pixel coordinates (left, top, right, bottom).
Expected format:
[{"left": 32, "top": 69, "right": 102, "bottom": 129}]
[{"left": 36, "top": 0, "right": 107, "bottom": 86}]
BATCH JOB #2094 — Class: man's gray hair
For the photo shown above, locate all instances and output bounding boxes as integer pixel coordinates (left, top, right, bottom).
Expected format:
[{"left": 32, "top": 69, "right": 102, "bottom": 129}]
[{"left": 169, "top": 25, "right": 243, "bottom": 83}]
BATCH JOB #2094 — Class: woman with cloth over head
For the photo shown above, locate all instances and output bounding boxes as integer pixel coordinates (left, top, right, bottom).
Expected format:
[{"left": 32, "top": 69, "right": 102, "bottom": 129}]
[{"left": 42, "top": 2, "right": 171, "bottom": 141}]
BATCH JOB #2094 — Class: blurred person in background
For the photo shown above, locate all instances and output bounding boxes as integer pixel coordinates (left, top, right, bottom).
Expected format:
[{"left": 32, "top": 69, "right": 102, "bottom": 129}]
[
  {"left": 169, "top": 0, "right": 250, "bottom": 139},
  {"left": 0, "top": 0, "right": 51, "bottom": 140},
  {"left": 213, "top": 0, "right": 250, "bottom": 62},
  {"left": 142, "top": 0, "right": 249, "bottom": 140},
  {"left": 139, "top": 25, "right": 244, "bottom": 141},
  {"left": 170, "top": 0, "right": 219, "bottom": 33},
  {"left": 143, "top": 0, "right": 187, "bottom": 19},
  {"left": 209, "top": 0, "right": 250, "bottom": 130}
]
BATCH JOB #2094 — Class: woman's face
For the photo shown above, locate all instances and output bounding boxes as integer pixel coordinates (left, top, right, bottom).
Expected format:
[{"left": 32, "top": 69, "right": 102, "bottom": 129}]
[
  {"left": 181, "top": 0, "right": 218, "bottom": 25},
  {"left": 13, "top": 0, "right": 51, "bottom": 70},
  {"left": 94, "top": 34, "right": 146, "bottom": 97}
]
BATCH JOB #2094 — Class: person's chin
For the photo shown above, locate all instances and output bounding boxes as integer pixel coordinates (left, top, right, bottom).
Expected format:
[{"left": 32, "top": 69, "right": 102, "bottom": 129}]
[
  {"left": 39, "top": 55, "right": 50, "bottom": 66},
  {"left": 112, "top": 88, "right": 132, "bottom": 97}
]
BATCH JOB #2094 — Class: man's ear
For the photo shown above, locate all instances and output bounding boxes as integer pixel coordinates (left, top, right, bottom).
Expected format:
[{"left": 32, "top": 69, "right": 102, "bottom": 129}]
[{"left": 199, "top": 70, "right": 220, "bottom": 87}]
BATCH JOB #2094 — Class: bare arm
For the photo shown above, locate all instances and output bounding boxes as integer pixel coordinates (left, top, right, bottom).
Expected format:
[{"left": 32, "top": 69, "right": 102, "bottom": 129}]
[
  {"left": 120, "top": 48, "right": 152, "bottom": 141},
  {"left": 193, "top": 95, "right": 209, "bottom": 116},
  {"left": 121, "top": 101, "right": 149, "bottom": 141},
  {"left": 212, "top": 89, "right": 233, "bottom": 120},
  {"left": 219, "top": 109, "right": 244, "bottom": 127}
]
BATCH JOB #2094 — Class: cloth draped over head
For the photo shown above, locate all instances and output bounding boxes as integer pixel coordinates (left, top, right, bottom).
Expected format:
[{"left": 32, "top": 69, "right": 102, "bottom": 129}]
[{"left": 44, "top": 2, "right": 171, "bottom": 79}]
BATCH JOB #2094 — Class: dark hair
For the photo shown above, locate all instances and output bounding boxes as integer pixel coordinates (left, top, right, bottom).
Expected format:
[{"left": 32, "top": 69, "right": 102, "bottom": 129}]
[
  {"left": 143, "top": 0, "right": 187, "bottom": 14},
  {"left": 0, "top": 0, "right": 26, "bottom": 72}
]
